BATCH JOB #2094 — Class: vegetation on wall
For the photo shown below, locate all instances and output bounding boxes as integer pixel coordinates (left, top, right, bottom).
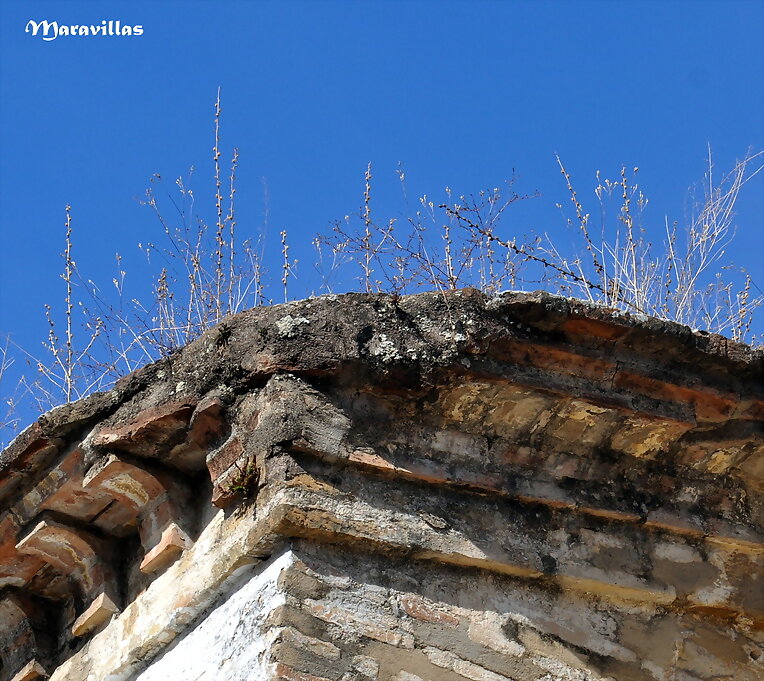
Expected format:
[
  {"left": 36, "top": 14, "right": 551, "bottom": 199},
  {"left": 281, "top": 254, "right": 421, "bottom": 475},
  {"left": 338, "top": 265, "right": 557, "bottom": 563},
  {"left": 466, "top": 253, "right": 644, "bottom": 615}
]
[{"left": 1, "top": 92, "right": 762, "bottom": 445}]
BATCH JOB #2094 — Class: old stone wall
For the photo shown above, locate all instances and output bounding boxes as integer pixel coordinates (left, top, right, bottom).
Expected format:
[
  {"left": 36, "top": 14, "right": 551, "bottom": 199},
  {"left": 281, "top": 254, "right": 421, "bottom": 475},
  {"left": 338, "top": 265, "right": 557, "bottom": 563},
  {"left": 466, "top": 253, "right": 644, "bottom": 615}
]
[{"left": 0, "top": 290, "right": 762, "bottom": 681}]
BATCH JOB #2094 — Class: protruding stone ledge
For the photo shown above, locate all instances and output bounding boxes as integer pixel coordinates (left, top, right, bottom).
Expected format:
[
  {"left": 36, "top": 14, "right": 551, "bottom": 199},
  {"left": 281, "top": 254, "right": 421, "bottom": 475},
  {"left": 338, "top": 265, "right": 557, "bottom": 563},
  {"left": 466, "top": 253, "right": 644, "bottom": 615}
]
[
  {"left": 82, "top": 453, "right": 192, "bottom": 573},
  {"left": 15, "top": 516, "right": 119, "bottom": 618},
  {"left": 71, "top": 591, "right": 119, "bottom": 637},
  {"left": 139, "top": 522, "right": 191, "bottom": 574},
  {"left": 0, "top": 428, "right": 62, "bottom": 505},
  {"left": 9, "top": 660, "right": 47, "bottom": 681},
  {"left": 90, "top": 401, "right": 194, "bottom": 450},
  {"left": 256, "top": 460, "right": 764, "bottom": 620},
  {"left": 0, "top": 591, "right": 52, "bottom": 681},
  {"left": 86, "top": 396, "right": 230, "bottom": 473}
]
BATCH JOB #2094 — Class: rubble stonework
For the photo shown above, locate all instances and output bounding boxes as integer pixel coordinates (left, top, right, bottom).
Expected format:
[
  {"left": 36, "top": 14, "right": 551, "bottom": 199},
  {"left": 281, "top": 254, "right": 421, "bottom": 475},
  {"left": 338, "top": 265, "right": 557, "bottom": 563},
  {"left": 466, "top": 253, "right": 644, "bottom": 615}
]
[{"left": 0, "top": 290, "right": 762, "bottom": 681}]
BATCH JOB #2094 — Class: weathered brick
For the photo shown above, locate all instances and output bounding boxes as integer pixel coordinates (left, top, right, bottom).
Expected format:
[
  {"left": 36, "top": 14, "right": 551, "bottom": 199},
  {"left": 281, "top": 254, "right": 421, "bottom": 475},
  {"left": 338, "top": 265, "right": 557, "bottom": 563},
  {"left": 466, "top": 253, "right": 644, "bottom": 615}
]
[
  {"left": 399, "top": 594, "right": 460, "bottom": 626},
  {"left": 271, "top": 662, "right": 335, "bottom": 681},
  {"left": 305, "top": 600, "right": 414, "bottom": 648}
]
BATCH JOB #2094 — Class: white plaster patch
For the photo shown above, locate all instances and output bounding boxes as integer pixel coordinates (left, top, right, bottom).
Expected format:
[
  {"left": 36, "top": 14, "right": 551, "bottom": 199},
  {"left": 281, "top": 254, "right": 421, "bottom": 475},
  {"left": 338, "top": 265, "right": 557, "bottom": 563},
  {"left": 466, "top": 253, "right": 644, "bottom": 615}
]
[{"left": 129, "top": 551, "right": 294, "bottom": 681}]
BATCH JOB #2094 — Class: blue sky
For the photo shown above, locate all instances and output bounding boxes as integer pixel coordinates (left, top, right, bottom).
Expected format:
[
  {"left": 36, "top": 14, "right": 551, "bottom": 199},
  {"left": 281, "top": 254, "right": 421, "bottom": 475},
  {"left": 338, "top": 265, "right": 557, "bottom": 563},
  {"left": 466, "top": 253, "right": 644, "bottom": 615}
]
[{"left": 0, "top": 0, "right": 763, "bottom": 429}]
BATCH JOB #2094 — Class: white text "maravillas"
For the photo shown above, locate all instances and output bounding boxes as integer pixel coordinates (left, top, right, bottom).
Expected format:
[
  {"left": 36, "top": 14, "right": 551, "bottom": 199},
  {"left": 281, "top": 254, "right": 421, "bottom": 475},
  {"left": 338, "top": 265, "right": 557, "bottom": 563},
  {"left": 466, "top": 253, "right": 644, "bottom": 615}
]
[{"left": 25, "top": 20, "right": 144, "bottom": 41}]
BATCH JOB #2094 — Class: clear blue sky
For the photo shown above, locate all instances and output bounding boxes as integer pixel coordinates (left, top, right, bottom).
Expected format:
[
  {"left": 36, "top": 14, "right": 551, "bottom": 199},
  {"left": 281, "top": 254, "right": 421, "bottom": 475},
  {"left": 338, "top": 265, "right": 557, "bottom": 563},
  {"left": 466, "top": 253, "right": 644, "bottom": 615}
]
[{"left": 0, "top": 0, "right": 762, "bottom": 425}]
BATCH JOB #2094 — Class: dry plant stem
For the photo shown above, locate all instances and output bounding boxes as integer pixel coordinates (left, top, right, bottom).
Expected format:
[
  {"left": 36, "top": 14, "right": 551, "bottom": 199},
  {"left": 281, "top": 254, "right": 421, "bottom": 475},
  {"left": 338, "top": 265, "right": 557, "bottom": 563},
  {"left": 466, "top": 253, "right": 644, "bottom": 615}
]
[
  {"left": 441, "top": 203, "right": 604, "bottom": 297},
  {"left": 557, "top": 155, "right": 604, "bottom": 279},
  {"left": 443, "top": 187, "right": 456, "bottom": 289},
  {"left": 281, "top": 230, "right": 290, "bottom": 303},
  {"left": 64, "top": 205, "right": 74, "bottom": 399},
  {"left": 0, "top": 340, "right": 10, "bottom": 392},
  {"left": 667, "top": 148, "right": 763, "bottom": 337},
  {"left": 227, "top": 147, "right": 239, "bottom": 313},
  {"left": 0, "top": 338, "right": 20, "bottom": 438},
  {"left": 41, "top": 206, "right": 76, "bottom": 402},
  {"left": 363, "top": 163, "right": 373, "bottom": 292},
  {"left": 97, "top": 92, "right": 265, "bottom": 366},
  {"left": 33, "top": 205, "right": 107, "bottom": 406},
  {"left": 214, "top": 87, "right": 225, "bottom": 322},
  {"left": 550, "top": 148, "right": 764, "bottom": 338},
  {"left": 253, "top": 178, "right": 270, "bottom": 307}
]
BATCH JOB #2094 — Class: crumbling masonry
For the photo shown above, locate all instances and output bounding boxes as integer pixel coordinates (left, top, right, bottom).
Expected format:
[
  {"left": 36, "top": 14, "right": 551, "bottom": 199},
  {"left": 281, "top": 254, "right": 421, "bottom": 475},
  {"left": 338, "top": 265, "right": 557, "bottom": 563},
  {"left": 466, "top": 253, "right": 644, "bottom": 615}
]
[{"left": 0, "top": 290, "right": 762, "bottom": 681}]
